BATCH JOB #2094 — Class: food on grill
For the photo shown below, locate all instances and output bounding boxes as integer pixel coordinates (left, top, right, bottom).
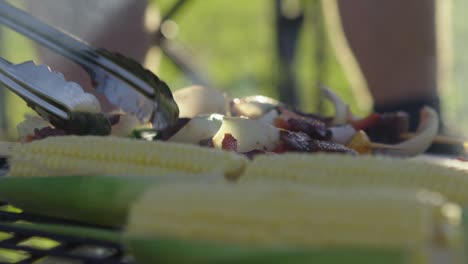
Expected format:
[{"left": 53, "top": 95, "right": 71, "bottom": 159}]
[
  {"left": 158, "top": 85, "right": 440, "bottom": 157},
  {"left": 277, "top": 130, "right": 357, "bottom": 154},
  {"left": 212, "top": 117, "right": 281, "bottom": 152},
  {"left": 7, "top": 78, "right": 443, "bottom": 157},
  {"left": 357, "top": 112, "right": 410, "bottom": 143},
  {"left": 126, "top": 182, "right": 462, "bottom": 263},
  {"left": 241, "top": 153, "right": 468, "bottom": 205},
  {"left": 345, "top": 130, "right": 373, "bottom": 154},
  {"left": 321, "top": 86, "right": 350, "bottom": 125},
  {"left": 47, "top": 111, "right": 115, "bottom": 136},
  {"left": 374, "top": 106, "right": 438, "bottom": 156},
  {"left": 168, "top": 114, "right": 223, "bottom": 144},
  {"left": 17, "top": 115, "right": 52, "bottom": 142},
  {"left": 7, "top": 136, "right": 248, "bottom": 178},
  {"left": 6, "top": 60, "right": 116, "bottom": 136},
  {"left": 329, "top": 124, "right": 357, "bottom": 144},
  {"left": 274, "top": 109, "right": 331, "bottom": 140}
]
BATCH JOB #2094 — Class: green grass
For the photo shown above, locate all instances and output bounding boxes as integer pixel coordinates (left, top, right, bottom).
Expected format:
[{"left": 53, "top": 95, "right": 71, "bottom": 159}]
[{"left": 155, "top": 0, "right": 355, "bottom": 114}]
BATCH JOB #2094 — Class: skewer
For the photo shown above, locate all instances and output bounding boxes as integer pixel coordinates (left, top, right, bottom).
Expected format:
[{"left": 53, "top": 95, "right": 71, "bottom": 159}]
[{"left": 0, "top": 142, "right": 16, "bottom": 157}]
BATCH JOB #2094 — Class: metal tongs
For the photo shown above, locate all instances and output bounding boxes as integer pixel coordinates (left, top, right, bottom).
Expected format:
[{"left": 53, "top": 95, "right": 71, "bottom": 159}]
[{"left": 0, "top": 0, "right": 179, "bottom": 131}]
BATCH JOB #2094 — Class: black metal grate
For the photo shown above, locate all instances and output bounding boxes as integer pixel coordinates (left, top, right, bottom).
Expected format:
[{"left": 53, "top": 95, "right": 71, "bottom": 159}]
[
  {"left": 0, "top": 158, "right": 131, "bottom": 263},
  {"left": 0, "top": 204, "right": 130, "bottom": 264}
]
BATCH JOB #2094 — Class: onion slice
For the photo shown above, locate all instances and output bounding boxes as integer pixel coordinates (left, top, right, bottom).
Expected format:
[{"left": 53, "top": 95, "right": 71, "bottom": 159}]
[
  {"left": 378, "top": 106, "right": 439, "bottom": 157},
  {"left": 212, "top": 117, "right": 280, "bottom": 152},
  {"left": 258, "top": 108, "right": 280, "bottom": 126},
  {"left": 321, "top": 86, "right": 349, "bottom": 125},
  {"left": 329, "top": 125, "right": 357, "bottom": 145},
  {"left": 169, "top": 114, "right": 223, "bottom": 144}
]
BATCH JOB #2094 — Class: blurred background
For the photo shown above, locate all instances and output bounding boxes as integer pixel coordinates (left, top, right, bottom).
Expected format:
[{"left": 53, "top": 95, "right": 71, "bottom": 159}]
[{"left": 0, "top": 0, "right": 465, "bottom": 140}]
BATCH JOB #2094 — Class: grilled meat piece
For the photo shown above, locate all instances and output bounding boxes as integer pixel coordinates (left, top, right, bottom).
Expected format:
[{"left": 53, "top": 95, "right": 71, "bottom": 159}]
[{"left": 280, "top": 130, "right": 356, "bottom": 155}]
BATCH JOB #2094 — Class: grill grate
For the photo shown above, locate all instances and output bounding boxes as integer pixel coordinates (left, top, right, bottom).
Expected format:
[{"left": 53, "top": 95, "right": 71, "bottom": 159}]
[
  {"left": 0, "top": 204, "right": 129, "bottom": 264},
  {"left": 0, "top": 158, "right": 131, "bottom": 263}
]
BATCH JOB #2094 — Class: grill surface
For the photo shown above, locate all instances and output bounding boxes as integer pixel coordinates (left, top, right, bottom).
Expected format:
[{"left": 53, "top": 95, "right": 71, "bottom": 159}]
[
  {"left": 0, "top": 158, "right": 129, "bottom": 263},
  {"left": 0, "top": 204, "right": 129, "bottom": 264}
]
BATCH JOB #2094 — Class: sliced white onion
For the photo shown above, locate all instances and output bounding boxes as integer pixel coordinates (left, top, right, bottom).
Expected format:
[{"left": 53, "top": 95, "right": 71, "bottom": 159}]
[
  {"left": 212, "top": 117, "right": 280, "bottom": 152},
  {"left": 321, "top": 86, "right": 349, "bottom": 125},
  {"left": 16, "top": 115, "right": 50, "bottom": 141},
  {"left": 258, "top": 109, "right": 280, "bottom": 126},
  {"left": 169, "top": 114, "right": 223, "bottom": 144},
  {"left": 379, "top": 106, "right": 439, "bottom": 157},
  {"left": 173, "top": 85, "right": 228, "bottom": 118},
  {"left": 329, "top": 125, "right": 357, "bottom": 145},
  {"left": 111, "top": 114, "right": 151, "bottom": 137}
]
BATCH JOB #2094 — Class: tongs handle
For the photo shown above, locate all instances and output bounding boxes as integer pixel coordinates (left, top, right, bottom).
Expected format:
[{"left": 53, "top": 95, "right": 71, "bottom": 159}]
[
  {"left": 0, "top": 58, "right": 68, "bottom": 120},
  {"left": 0, "top": 0, "right": 155, "bottom": 98}
]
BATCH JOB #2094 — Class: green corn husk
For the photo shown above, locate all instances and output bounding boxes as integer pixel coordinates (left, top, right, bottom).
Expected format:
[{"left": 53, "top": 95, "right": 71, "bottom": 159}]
[
  {"left": 0, "top": 222, "right": 120, "bottom": 243},
  {"left": 0, "top": 222, "right": 443, "bottom": 264},
  {"left": 0, "top": 222, "right": 410, "bottom": 264},
  {"left": 0, "top": 174, "right": 215, "bottom": 226},
  {"left": 125, "top": 237, "right": 408, "bottom": 264}
]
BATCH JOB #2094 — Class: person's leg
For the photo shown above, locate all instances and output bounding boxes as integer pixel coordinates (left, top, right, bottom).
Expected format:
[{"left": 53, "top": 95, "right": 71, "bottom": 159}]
[{"left": 337, "top": 0, "right": 438, "bottom": 130}]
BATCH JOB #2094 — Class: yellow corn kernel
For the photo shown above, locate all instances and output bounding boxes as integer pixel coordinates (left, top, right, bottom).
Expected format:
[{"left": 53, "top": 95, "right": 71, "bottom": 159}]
[
  {"left": 127, "top": 182, "right": 462, "bottom": 263},
  {"left": 8, "top": 136, "right": 248, "bottom": 178},
  {"left": 241, "top": 153, "right": 468, "bottom": 205}
]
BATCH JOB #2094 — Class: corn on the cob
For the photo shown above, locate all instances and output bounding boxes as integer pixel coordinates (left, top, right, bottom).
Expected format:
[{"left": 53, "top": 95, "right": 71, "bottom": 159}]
[
  {"left": 241, "top": 153, "right": 468, "bottom": 205},
  {"left": 126, "top": 182, "right": 463, "bottom": 263},
  {"left": 7, "top": 136, "right": 248, "bottom": 178}
]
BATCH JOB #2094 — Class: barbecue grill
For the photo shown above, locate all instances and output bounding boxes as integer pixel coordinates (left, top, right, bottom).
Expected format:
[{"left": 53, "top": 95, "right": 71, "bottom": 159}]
[
  {"left": 0, "top": 205, "right": 126, "bottom": 263},
  {"left": 0, "top": 158, "right": 127, "bottom": 264}
]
